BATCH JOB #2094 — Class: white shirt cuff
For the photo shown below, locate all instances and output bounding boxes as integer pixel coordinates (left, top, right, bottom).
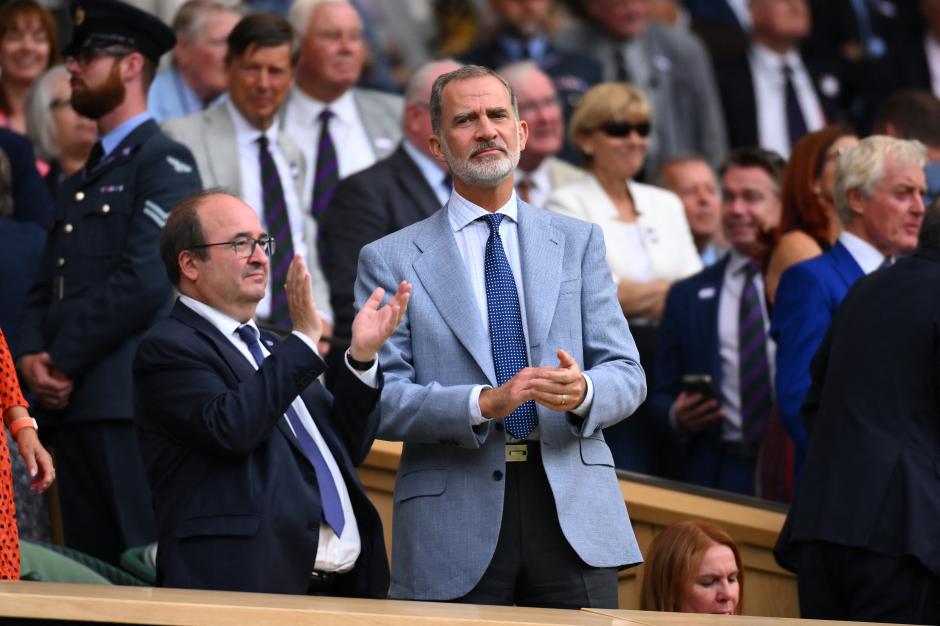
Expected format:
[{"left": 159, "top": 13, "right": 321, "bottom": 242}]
[
  {"left": 469, "top": 384, "right": 489, "bottom": 426},
  {"left": 570, "top": 372, "right": 594, "bottom": 417}
]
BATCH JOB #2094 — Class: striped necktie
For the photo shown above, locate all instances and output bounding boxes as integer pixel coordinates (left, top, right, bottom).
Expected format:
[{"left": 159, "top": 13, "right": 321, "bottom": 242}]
[
  {"left": 783, "top": 64, "right": 808, "bottom": 149},
  {"left": 257, "top": 135, "right": 294, "bottom": 328},
  {"left": 310, "top": 109, "right": 338, "bottom": 219},
  {"left": 738, "top": 260, "right": 772, "bottom": 445}
]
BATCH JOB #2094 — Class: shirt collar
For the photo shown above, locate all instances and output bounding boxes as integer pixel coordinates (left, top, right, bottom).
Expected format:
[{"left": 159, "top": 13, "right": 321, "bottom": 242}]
[
  {"left": 402, "top": 139, "right": 446, "bottom": 185},
  {"left": 447, "top": 188, "right": 519, "bottom": 232},
  {"left": 291, "top": 86, "right": 356, "bottom": 126},
  {"left": 226, "top": 99, "right": 278, "bottom": 148},
  {"left": 839, "top": 230, "right": 886, "bottom": 274},
  {"left": 100, "top": 111, "right": 152, "bottom": 156},
  {"left": 751, "top": 42, "right": 803, "bottom": 76},
  {"left": 178, "top": 294, "right": 259, "bottom": 342}
]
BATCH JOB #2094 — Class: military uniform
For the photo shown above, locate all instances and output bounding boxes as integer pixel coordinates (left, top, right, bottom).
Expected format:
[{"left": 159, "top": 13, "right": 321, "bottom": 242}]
[{"left": 17, "top": 0, "right": 202, "bottom": 563}]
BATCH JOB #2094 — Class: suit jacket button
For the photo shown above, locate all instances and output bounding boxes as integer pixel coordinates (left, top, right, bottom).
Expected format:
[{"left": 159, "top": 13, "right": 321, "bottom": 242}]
[
  {"left": 492, "top": 470, "right": 503, "bottom": 481},
  {"left": 75, "top": 191, "right": 84, "bottom": 201},
  {"left": 56, "top": 258, "right": 66, "bottom": 268},
  {"left": 63, "top": 223, "right": 73, "bottom": 234},
  {"left": 102, "top": 204, "right": 111, "bottom": 214}
]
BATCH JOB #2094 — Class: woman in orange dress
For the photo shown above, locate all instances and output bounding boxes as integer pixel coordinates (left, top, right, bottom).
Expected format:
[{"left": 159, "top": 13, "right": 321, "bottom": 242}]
[{"left": 0, "top": 328, "right": 54, "bottom": 578}]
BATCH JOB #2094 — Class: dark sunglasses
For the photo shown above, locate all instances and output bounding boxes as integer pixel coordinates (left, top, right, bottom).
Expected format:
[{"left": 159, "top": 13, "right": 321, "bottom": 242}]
[{"left": 598, "top": 120, "right": 651, "bottom": 138}]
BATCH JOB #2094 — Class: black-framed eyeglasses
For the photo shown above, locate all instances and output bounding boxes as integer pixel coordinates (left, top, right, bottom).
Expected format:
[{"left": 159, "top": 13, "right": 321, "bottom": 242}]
[
  {"left": 67, "top": 46, "right": 132, "bottom": 67},
  {"left": 190, "top": 235, "right": 275, "bottom": 259},
  {"left": 598, "top": 120, "right": 651, "bottom": 138}
]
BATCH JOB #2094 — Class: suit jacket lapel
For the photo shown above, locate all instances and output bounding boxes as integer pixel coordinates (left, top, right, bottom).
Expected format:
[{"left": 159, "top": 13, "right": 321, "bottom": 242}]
[
  {"left": 170, "top": 300, "right": 257, "bottom": 383},
  {"left": 517, "top": 201, "right": 563, "bottom": 366},
  {"left": 829, "top": 240, "right": 865, "bottom": 287},
  {"left": 84, "top": 119, "right": 158, "bottom": 185},
  {"left": 393, "top": 147, "right": 442, "bottom": 219},
  {"left": 412, "top": 209, "right": 496, "bottom": 384},
  {"left": 208, "top": 108, "right": 241, "bottom": 192},
  {"left": 703, "top": 258, "right": 728, "bottom": 387},
  {"left": 276, "top": 132, "right": 306, "bottom": 202}
]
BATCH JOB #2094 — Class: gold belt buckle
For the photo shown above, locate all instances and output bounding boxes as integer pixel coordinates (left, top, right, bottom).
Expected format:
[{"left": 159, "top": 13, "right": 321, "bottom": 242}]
[{"left": 505, "top": 443, "right": 529, "bottom": 462}]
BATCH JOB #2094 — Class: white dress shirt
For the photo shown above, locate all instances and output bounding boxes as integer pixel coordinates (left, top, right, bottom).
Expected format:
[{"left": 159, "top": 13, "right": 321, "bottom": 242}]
[
  {"left": 177, "top": 294, "right": 379, "bottom": 573},
  {"left": 750, "top": 44, "right": 825, "bottom": 158},
  {"left": 926, "top": 33, "right": 940, "bottom": 100},
  {"left": 514, "top": 160, "right": 552, "bottom": 210},
  {"left": 717, "top": 251, "right": 776, "bottom": 443},
  {"left": 283, "top": 89, "right": 378, "bottom": 208},
  {"left": 839, "top": 230, "right": 887, "bottom": 274},
  {"left": 228, "top": 100, "right": 310, "bottom": 321},
  {"left": 445, "top": 190, "right": 594, "bottom": 431},
  {"left": 401, "top": 139, "right": 450, "bottom": 207}
]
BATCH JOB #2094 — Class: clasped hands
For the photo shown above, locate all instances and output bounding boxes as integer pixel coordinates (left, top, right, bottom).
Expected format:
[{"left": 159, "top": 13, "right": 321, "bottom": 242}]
[
  {"left": 286, "top": 255, "right": 410, "bottom": 362},
  {"left": 17, "top": 352, "right": 74, "bottom": 411},
  {"left": 479, "top": 349, "right": 586, "bottom": 420}
]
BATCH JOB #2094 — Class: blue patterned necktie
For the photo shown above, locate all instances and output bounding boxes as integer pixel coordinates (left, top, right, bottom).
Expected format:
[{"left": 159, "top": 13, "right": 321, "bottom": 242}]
[
  {"left": 235, "top": 325, "right": 345, "bottom": 536},
  {"left": 257, "top": 136, "right": 294, "bottom": 328},
  {"left": 738, "top": 261, "right": 772, "bottom": 445},
  {"left": 310, "top": 109, "right": 338, "bottom": 219},
  {"left": 481, "top": 213, "right": 537, "bottom": 439}
]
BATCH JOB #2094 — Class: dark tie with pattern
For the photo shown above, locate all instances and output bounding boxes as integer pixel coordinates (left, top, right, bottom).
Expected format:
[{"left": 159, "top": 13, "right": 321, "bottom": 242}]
[
  {"left": 783, "top": 64, "right": 808, "bottom": 149},
  {"left": 481, "top": 213, "right": 538, "bottom": 439},
  {"left": 310, "top": 109, "right": 339, "bottom": 219},
  {"left": 738, "top": 261, "right": 773, "bottom": 446},
  {"left": 257, "top": 135, "right": 294, "bottom": 328},
  {"left": 235, "top": 325, "right": 345, "bottom": 536}
]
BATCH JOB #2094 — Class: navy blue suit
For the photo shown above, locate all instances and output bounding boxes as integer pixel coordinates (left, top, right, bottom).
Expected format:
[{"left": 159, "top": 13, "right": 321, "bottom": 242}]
[
  {"left": 133, "top": 301, "right": 389, "bottom": 597},
  {"left": 650, "top": 259, "right": 729, "bottom": 490},
  {"left": 771, "top": 241, "right": 863, "bottom": 473},
  {"left": 0, "top": 128, "right": 52, "bottom": 228}
]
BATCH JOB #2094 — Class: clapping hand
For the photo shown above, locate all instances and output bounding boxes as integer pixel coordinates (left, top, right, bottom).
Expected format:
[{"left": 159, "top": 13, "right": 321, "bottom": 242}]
[
  {"left": 349, "top": 281, "right": 412, "bottom": 362},
  {"left": 286, "top": 255, "right": 323, "bottom": 345}
]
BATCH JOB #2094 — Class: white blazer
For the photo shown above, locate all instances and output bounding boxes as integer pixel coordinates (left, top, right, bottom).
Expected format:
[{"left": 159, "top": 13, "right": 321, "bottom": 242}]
[{"left": 546, "top": 175, "right": 703, "bottom": 283}]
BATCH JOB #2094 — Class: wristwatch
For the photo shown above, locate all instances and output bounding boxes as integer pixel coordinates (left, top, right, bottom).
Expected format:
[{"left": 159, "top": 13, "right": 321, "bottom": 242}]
[{"left": 346, "top": 350, "right": 376, "bottom": 372}]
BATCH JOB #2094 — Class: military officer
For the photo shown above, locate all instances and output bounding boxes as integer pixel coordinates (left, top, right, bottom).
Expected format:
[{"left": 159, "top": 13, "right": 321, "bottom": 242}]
[{"left": 17, "top": 0, "right": 202, "bottom": 564}]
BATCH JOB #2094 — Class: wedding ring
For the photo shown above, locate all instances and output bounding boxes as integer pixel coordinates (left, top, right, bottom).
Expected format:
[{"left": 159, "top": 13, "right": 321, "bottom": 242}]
[{"left": 561, "top": 394, "right": 567, "bottom": 407}]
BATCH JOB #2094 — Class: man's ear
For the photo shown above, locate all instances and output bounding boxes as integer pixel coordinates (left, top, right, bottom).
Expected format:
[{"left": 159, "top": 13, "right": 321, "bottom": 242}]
[
  {"left": 178, "top": 249, "right": 200, "bottom": 283},
  {"left": 121, "top": 51, "right": 145, "bottom": 83},
  {"left": 846, "top": 188, "right": 866, "bottom": 217},
  {"left": 428, "top": 135, "right": 447, "bottom": 166}
]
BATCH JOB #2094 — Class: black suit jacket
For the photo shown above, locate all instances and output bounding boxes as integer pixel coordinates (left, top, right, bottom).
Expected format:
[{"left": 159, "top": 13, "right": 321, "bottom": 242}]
[
  {"left": 775, "top": 249, "right": 940, "bottom": 577},
  {"left": 320, "top": 145, "right": 442, "bottom": 344},
  {"left": 0, "top": 128, "right": 52, "bottom": 228},
  {"left": 715, "top": 49, "right": 846, "bottom": 150},
  {"left": 133, "top": 300, "right": 389, "bottom": 596}
]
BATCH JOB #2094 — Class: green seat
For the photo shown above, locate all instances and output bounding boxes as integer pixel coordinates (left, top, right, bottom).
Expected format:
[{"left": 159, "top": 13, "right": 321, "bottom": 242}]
[
  {"left": 119, "top": 543, "right": 157, "bottom": 585},
  {"left": 20, "top": 540, "right": 150, "bottom": 586}
]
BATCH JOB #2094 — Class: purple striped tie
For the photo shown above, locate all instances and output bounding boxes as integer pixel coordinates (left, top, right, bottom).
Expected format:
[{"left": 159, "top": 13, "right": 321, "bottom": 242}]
[
  {"left": 310, "top": 109, "right": 338, "bottom": 219},
  {"left": 738, "top": 260, "right": 773, "bottom": 445},
  {"left": 257, "top": 135, "right": 294, "bottom": 328}
]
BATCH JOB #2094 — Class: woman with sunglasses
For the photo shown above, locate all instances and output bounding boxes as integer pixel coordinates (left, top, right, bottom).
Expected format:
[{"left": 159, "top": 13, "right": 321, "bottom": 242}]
[{"left": 547, "top": 82, "right": 702, "bottom": 473}]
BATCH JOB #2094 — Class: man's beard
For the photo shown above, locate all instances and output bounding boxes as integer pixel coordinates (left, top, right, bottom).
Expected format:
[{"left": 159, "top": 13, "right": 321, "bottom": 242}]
[
  {"left": 442, "top": 134, "right": 520, "bottom": 189},
  {"left": 71, "top": 62, "right": 126, "bottom": 120}
]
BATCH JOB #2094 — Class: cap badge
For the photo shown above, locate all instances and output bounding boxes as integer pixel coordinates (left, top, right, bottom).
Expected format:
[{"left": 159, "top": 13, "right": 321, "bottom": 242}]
[{"left": 74, "top": 7, "right": 85, "bottom": 25}]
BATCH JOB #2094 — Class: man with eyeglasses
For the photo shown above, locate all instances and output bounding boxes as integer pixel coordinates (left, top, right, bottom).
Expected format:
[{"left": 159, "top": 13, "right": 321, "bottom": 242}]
[
  {"left": 500, "top": 61, "right": 585, "bottom": 210},
  {"left": 16, "top": 0, "right": 201, "bottom": 564},
  {"left": 133, "top": 190, "right": 409, "bottom": 595},
  {"left": 651, "top": 148, "right": 784, "bottom": 497}
]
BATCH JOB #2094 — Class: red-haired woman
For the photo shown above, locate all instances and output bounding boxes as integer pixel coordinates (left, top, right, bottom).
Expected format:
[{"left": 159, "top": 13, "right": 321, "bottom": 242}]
[
  {"left": 641, "top": 520, "right": 744, "bottom": 615},
  {"left": 0, "top": 0, "right": 59, "bottom": 135}
]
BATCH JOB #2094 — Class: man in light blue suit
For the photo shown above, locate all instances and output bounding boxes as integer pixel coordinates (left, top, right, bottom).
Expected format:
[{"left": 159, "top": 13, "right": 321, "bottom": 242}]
[
  {"left": 354, "top": 65, "right": 646, "bottom": 608},
  {"left": 772, "top": 136, "right": 927, "bottom": 476}
]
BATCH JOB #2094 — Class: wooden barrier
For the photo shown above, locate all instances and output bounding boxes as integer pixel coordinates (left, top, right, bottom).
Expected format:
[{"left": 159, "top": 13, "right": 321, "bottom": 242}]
[
  {"left": 0, "top": 582, "right": 888, "bottom": 626},
  {"left": 358, "top": 441, "right": 797, "bottom": 618}
]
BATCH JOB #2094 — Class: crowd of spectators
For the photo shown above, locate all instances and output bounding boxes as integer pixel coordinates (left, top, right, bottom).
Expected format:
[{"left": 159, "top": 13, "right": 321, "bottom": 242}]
[{"left": 2, "top": 0, "right": 940, "bottom": 622}]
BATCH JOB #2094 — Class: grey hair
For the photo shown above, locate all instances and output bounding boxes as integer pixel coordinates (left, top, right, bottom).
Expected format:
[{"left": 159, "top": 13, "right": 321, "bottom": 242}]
[
  {"left": 404, "top": 58, "right": 462, "bottom": 106},
  {"left": 172, "top": 0, "right": 244, "bottom": 42},
  {"left": 429, "top": 65, "right": 519, "bottom": 138},
  {"left": 288, "top": 0, "right": 352, "bottom": 40},
  {"left": 834, "top": 135, "right": 927, "bottom": 224},
  {"left": 25, "top": 65, "right": 69, "bottom": 163},
  {"left": 497, "top": 60, "right": 541, "bottom": 87}
]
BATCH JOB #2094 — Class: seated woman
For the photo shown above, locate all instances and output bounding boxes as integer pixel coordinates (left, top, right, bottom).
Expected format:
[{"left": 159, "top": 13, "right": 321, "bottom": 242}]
[
  {"left": 641, "top": 520, "right": 743, "bottom": 615},
  {"left": 546, "top": 82, "right": 702, "bottom": 475},
  {"left": 764, "top": 124, "right": 858, "bottom": 303}
]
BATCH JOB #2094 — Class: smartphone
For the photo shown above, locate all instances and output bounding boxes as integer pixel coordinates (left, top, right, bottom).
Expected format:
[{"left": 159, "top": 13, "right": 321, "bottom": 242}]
[{"left": 680, "top": 374, "right": 717, "bottom": 401}]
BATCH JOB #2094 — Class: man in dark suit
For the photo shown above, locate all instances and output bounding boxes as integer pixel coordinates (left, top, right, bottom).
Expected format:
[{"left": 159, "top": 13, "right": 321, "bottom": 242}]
[
  {"left": 715, "top": 0, "right": 845, "bottom": 157},
  {"left": 16, "top": 0, "right": 202, "bottom": 564},
  {"left": 319, "top": 59, "right": 460, "bottom": 374},
  {"left": 771, "top": 136, "right": 926, "bottom": 477},
  {"left": 460, "top": 0, "right": 600, "bottom": 163},
  {"left": 774, "top": 198, "right": 940, "bottom": 624},
  {"left": 651, "top": 148, "right": 784, "bottom": 496},
  {"left": 133, "top": 190, "right": 409, "bottom": 595},
  {"left": 0, "top": 128, "right": 52, "bottom": 228}
]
